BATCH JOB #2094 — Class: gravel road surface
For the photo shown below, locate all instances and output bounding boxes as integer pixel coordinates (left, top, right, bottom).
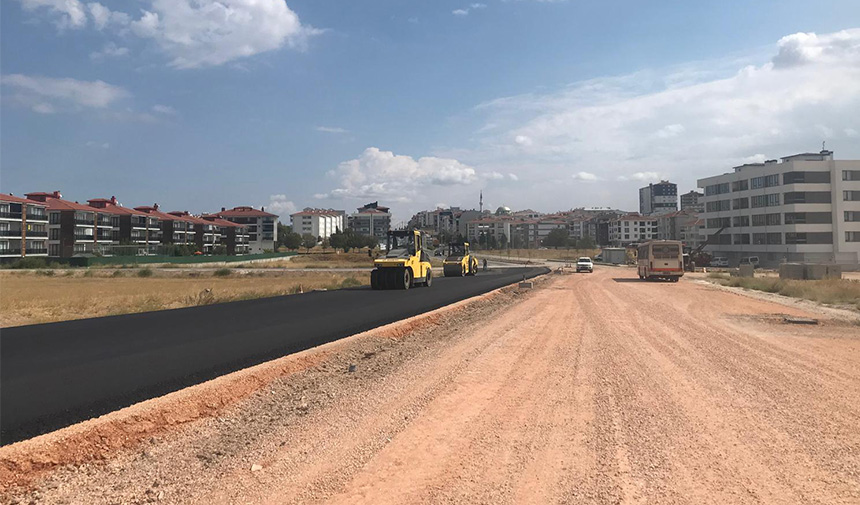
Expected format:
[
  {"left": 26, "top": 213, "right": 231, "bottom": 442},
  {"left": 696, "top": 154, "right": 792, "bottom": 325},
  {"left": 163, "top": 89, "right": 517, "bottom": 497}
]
[{"left": 3, "top": 266, "right": 859, "bottom": 504}]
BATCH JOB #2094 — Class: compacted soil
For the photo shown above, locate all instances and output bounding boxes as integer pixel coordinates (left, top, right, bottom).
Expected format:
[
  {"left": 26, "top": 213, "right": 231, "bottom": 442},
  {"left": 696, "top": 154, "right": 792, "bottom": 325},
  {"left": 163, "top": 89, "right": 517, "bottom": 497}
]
[{"left": 2, "top": 267, "right": 859, "bottom": 505}]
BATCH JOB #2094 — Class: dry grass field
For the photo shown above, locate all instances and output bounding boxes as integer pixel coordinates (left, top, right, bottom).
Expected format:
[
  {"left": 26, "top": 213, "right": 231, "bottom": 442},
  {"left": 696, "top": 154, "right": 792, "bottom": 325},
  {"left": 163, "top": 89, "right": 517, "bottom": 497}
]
[
  {"left": 254, "top": 252, "right": 375, "bottom": 269},
  {"left": 706, "top": 272, "right": 860, "bottom": 310},
  {"left": 0, "top": 269, "right": 368, "bottom": 328}
]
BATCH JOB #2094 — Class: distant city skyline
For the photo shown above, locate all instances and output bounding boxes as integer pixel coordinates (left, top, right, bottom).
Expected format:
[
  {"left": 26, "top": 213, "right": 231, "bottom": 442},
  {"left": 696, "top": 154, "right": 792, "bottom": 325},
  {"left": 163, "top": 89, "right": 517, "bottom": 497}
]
[{"left": 2, "top": 1, "right": 859, "bottom": 224}]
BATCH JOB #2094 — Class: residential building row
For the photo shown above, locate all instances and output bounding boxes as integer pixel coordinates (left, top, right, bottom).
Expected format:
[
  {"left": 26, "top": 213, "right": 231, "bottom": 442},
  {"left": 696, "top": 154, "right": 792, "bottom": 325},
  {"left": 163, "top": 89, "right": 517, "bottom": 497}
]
[
  {"left": 289, "top": 202, "right": 394, "bottom": 242},
  {"left": 697, "top": 150, "right": 860, "bottom": 267},
  {"left": 0, "top": 191, "right": 278, "bottom": 260}
]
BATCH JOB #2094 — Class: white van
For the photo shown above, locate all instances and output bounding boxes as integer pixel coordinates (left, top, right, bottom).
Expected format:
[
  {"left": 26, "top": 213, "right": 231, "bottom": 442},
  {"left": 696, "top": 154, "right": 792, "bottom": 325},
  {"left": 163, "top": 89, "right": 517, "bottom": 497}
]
[
  {"left": 710, "top": 257, "right": 729, "bottom": 267},
  {"left": 739, "top": 256, "right": 760, "bottom": 268}
]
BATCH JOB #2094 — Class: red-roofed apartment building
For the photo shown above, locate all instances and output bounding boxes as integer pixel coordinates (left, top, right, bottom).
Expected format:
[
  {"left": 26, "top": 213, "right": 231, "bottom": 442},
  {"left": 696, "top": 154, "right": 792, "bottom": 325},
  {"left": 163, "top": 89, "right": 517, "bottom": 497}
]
[
  {"left": 212, "top": 206, "right": 278, "bottom": 253},
  {"left": 87, "top": 197, "right": 161, "bottom": 254},
  {"left": 25, "top": 191, "right": 102, "bottom": 258},
  {"left": 0, "top": 193, "right": 49, "bottom": 260},
  {"left": 135, "top": 204, "right": 197, "bottom": 248},
  {"left": 201, "top": 215, "right": 250, "bottom": 255}
]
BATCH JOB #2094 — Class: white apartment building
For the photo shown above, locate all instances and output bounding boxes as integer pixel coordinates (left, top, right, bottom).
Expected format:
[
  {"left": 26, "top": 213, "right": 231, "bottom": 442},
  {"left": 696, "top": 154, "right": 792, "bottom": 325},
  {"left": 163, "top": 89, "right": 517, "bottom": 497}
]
[
  {"left": 290, "top": 208, "right": 346, "bottom": 239},
  {"left": 697, "top": 150, "right": 860, "bottom": 267},
  {"left": 608, "top": 214, "right": 658, "bottom": 246}
]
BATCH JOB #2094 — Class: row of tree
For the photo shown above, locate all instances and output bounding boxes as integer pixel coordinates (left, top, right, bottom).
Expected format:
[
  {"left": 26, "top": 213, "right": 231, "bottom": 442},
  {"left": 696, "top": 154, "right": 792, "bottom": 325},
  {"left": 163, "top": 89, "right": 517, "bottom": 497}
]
[{"left": 277, "top": 224, "right": 379, "bottom": 252}]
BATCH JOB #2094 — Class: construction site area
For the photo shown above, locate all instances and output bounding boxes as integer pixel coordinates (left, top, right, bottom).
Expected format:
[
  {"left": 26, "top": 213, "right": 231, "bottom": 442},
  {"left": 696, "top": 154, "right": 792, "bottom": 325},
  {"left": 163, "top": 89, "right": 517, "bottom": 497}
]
[{"left": 1, "top": 261, "right": 859, "bottom": 505}]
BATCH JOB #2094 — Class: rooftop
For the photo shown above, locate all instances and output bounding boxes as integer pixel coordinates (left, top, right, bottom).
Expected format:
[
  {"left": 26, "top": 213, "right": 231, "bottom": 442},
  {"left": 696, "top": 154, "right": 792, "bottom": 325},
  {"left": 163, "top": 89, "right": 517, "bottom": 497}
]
[
  {"left": 0, "top": 193, "right": 46, "bottom": 206},
  {"left": 216, "top": 206, "right": 278, "bottom": 218},
  {"left": 25, "top": 191, "right": 97, "bottom": 212}
]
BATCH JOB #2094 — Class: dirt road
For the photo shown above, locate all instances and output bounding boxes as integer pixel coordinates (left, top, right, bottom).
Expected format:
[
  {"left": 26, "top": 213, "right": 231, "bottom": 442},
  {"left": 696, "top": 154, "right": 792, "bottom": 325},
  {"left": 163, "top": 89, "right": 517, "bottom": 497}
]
[{"left": 3, "top": 267, "right": 859, "bottom": 504}]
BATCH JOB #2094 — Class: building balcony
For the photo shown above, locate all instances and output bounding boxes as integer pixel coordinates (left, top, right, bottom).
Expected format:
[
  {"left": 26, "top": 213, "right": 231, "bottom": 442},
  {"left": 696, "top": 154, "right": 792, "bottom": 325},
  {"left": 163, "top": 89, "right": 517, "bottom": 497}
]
[
  {"left": 26, "top": 248, "right": 48, "bottom": 255},
  {"left": 0, "top": 248, "right": 23, "bottom": 256},
  {"left": 74, "top": 234, "right": 94, "bottom": 241},
  {"left": 0, "top": 211, "right": 23, "bottom": 220},
  {"left": 27, "top": 231, "right": 49, "bottom": 237},
  {"left": 26, "top": 212, "right": 48, "bottom": 222},
  {"left": 0, "top": 229, "right": 23, "bottom": 237},
  {"left": 75, "top": 218, "right": 95, "bottom": 225}
]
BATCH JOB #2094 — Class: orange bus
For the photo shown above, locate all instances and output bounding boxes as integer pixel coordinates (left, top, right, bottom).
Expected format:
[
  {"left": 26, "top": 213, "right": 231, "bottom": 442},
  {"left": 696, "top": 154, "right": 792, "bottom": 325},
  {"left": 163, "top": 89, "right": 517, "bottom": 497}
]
[{"left": 637, "top": 240, "right": 684, "bottom": 282}]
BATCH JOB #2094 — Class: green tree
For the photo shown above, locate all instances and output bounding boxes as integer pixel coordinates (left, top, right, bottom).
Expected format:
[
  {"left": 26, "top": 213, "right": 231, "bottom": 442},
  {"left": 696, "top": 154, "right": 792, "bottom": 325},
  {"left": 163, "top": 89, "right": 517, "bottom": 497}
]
[
  {"left": 487, "top": 234, "right": 499, "bottom": 250},
  {"left": 543, "top": 228, "right": 569, "bottom": 248},
  {"left": 576, "top": 235, "right": 596, "bottom": 249},
  {"left": 499, "top": 233, "right": 507, "bottom": 249},
  {"left": 301, "top": 233, "right": 318, "bottom": 252}
]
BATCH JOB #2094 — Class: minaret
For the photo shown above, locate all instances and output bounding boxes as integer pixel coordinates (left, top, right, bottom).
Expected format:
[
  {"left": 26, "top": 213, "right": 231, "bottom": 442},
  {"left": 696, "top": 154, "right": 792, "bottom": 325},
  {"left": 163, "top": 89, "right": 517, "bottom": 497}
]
[{"left": 479, "top": 190, "right": 483, "bottom": 213}]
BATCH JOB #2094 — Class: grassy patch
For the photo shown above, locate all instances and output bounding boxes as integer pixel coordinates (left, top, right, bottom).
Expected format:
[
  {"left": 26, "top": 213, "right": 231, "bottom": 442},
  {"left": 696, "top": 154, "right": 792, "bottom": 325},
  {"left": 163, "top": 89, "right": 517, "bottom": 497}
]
[
  {"left": 213, "top": 268, "right": 232, "bottom": 277},
  {"left": 0, "top": 270, "right": 370, "bottom": 327},
  {"left": 709, "top": 275, "right": 860, "bottom": 309},
  {"left": 137, "top": 268, "right": 154, "bottom": 278}
]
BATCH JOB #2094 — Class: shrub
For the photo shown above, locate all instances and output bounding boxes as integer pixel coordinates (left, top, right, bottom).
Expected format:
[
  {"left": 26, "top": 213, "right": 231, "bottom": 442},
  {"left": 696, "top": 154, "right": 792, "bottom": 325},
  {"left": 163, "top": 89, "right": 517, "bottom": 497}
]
[
  {"left": 8, "top": 257, "right": 48, "bottom": 269},
  {"left": 36, "top": 269, "right": 55, "bottom": 276},
  {"left": 214, "top": 268, "right": 232, "bottom": 277},
  {"left": 340, "top": 277, "right": 363, "bottom": 288},
  {"left": 111, "top": 270, "right": 125, "bottom": 277},
  {"left": 83, "top": 269, "right": 94, "bottom": 277},
  {"left": 137, "top": 268, "right": 154, "bottom": 278}
]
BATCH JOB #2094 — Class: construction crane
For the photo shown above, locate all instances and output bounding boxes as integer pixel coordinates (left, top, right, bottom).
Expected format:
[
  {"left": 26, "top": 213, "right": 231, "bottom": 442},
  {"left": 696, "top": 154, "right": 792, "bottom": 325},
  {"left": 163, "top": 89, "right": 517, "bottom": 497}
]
[{"left": 684, "top": 226, "right": 726, "bottom": 271}]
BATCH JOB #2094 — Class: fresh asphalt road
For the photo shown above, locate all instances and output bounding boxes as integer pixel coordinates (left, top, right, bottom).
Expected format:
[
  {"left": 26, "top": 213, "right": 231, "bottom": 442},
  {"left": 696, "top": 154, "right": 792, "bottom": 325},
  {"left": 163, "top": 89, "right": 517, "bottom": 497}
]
[{"left": 0, "top": 267, "right": 547, "bottom": 445}]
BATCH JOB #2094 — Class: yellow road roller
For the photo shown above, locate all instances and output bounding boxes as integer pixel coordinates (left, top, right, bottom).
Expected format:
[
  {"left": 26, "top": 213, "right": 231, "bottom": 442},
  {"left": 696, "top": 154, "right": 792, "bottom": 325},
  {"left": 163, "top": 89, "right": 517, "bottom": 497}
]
[
  {"left": 442, "top": 241, "right": 479, "bottom": 277},
  {"left": 371, "top": 230, "right": 433, "bottom": 290}
]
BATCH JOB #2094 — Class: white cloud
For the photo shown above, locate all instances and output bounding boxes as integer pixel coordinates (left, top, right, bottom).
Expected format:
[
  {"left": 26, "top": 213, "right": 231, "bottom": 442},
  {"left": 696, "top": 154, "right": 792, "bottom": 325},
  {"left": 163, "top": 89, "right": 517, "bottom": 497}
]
[
  {"left": 320, "top": 147, "right": 477, "bottom": 203},
  {"left": 772, "top": 30, "right": 860, "bottom": 68},
  {"left": 846, "top": 128, "right": 859, "bottom": 138},
  {"left": 617, "top": 172, "right": 665, "bottom": 182},
  {"left": 17, "top": 0, "right": 88, "bottom": 29},
  {"left": 129, "top": 0, "right": 321, "bottom": 68},
  {"left": 470, "top": 3, "right": 487, "bottom": 9},
  {"left": 742, "top": 154, "right": 767, "bottom": 164},
  {"left": 87, "top": 2, "right": 129, "bottom": 30},
  {"left": 267, "top": 194, "right": 297, "bottom": 216},
  {"left": 452, "top": 9, "right": 469, "bottom": 16},
  {"left": 152, "top": 104, "right": 177, "bottom": 115},
  {"left": 85, "top": 140, "right": 110, "bottom": 149},
  {"left": 508, "top": 173, "right": 519, "bottom": 181},
  {"left": 572, "top": 171, "right": 598, "bottom": 181},
  {"left": 89, "top": 41, "right": 129, "bottom": 60},
  {"left": 514, "top": 135, "right": 533, "bottom": 146},
  {"left": 459, "top": 28, "right": 860, "bottom": 210},
  {"left": 1, "top": 74, "right": 129, "bottom": 113},
  {"left": 315, "top": 126, "right": 348, "bottom": 133}
]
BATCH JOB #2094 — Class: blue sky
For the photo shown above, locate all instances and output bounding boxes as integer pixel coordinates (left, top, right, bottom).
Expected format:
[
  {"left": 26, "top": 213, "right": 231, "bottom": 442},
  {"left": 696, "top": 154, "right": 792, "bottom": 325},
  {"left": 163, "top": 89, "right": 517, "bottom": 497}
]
[{"left": 2, "top": 1, "right": 859, "bottom": 223}]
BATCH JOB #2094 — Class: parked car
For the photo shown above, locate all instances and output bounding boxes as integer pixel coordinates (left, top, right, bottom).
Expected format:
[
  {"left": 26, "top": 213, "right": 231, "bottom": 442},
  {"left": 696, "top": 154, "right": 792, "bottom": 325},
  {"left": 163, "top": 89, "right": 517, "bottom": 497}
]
[
  {"left": 739, "top": 256, "right": 760, "bottom": 268},
  {"left": 710, "top": 257, "right": 729, "bottom": 267},
  {"left": 576, "top": 256, "right": 594, "bottom": 273}
]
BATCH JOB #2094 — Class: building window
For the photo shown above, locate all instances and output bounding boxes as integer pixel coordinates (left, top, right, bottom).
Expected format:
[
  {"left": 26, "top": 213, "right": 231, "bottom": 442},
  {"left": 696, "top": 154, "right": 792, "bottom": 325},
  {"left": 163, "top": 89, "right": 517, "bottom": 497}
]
[
  {"left": 705, "top": 183, "right": 730, "bottom": 196},
  {"left": 766, "top": 213, "right": 781, "bottom": 226},
  {"left": 732, "top": 180, "right": 749, "bottom": 192},
  {"left": 842, "top": 171, "right": 860, "bottom": 181},
  {"left": 786, "top": 232, "right": 832, "bottom": 245},
  {"left": 732, "top": 198, "right": 749, "bottom": 210},
  {"left": 783, "top": 171, "right": 831, "bottom": 184},
  {"left": 767, "top": 233, "right": 782, "bottom": 245},
  {"left": 844, "top": 191, "right": 860, "bottom": 201},
  {"left": 846, "top": 231, "right": 860, "bottom": 242},
  {"left": 733, "top": 216, "right": 750, "bottom": 227},
  {"left": 752, "top": 233, "right": 766, "bottom": 245},
  {"left": 752, "top": 194, "right": 780, "bottom": 208},
  {"left": 733, "top": 234, "right": 750, "bottom": 245},
  {"left": 845, "top": 211, "right": 860, "bottom": 222}
]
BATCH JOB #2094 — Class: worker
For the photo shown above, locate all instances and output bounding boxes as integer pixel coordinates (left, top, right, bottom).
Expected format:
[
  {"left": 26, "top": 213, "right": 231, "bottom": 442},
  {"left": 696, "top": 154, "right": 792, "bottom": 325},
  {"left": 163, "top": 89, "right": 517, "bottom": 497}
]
[{"left": 482, "top": 258, "right": 488, "bottom": 272}]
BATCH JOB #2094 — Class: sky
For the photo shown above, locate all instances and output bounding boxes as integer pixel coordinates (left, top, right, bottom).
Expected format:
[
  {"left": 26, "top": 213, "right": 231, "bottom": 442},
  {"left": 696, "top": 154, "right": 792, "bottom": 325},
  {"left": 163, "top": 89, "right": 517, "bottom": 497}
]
[{"left": 1, "top": 0, "right": 859, "bottom": 225}]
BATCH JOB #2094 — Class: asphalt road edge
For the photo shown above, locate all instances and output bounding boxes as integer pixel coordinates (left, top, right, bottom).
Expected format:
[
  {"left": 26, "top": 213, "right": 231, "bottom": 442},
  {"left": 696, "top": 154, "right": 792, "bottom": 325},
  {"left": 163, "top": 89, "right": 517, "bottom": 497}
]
[{"left": 0, "top": 271, "right": 551, "bottom": 491}]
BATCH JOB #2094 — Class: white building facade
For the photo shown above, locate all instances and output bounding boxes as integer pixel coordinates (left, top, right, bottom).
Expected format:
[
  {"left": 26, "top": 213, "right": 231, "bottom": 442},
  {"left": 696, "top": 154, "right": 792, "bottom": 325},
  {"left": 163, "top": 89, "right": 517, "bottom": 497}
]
[
  {"left": 291, "top": 209, "right": 346, "bottom": 239},
  {"left": 697, "top": 150, "right": 860, "bottom": 267},
  {"left": 608, "top": 214, "right": 658, "bottom": 246}
]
